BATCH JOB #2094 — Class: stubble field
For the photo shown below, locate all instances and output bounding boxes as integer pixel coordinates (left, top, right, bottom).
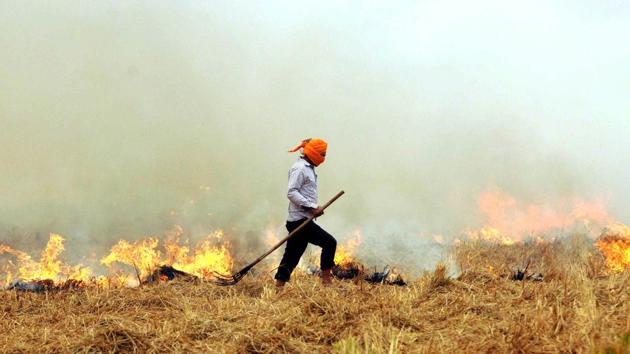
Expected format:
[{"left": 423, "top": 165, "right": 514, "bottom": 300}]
[{"left": 1, "top": 236, "right": 628, "bottom": 353}]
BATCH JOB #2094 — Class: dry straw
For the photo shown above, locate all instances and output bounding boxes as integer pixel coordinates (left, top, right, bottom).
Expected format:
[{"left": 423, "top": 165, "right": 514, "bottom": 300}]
[{"left": 1, "top": 235, "right": 628, "bottom": 353}]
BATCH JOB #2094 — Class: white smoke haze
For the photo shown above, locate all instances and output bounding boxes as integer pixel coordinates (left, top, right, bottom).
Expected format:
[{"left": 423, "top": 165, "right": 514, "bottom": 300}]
[{"left": 1, "top": 1, "right": 629, "bottom": 273}]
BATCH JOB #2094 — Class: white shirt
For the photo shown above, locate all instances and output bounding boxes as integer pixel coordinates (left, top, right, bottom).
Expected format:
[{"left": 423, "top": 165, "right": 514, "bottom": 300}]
[{"left": 287, "top": 157, "right": 318, "bottom": 221}]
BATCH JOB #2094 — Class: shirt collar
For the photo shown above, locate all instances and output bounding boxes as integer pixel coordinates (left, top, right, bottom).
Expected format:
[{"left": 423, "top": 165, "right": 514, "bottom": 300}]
[{"left": 299, "top": 157, "right": 314, "bottom": 168}]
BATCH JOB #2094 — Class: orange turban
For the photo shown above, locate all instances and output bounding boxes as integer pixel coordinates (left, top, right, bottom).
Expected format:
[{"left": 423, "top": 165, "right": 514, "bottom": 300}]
[{"left": 288, "top": 138, "right": 328, "bottom": 166}]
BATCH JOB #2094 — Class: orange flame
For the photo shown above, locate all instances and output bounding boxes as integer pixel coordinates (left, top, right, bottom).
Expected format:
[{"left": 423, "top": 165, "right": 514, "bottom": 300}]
[
  {"left": 100, "top": 238, "right": 161, "bottom": 279},
  {"left": 334, "top": 230, "right": 362, "bottom": 266},
  {"left": 170, "top": 230, "right": 233, "bottom": 277},
  {"left": 100, "top": 227, "right": 233, "bottom": 281},
  {"left": 0, "top": 233, "right": 92, "bottom": 285},
  {"left": 466, "top": 189, "right": 612, "bottom": 244},
  {"left": 596, "top": 223, "right": 630, "bottom": 273}
]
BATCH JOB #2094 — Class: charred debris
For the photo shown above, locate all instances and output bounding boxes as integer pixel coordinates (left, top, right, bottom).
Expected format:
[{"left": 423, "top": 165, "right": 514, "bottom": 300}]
[
  {"left": 510, "top": 259, "right": 544, "bottom": 282},
  {"left": 7, "top": 279, "right": 85, "bottom": 292},
  {"left": 307, "top": 262, "right": 408, "bottom": 286},
  {"left": 143, "top": 265, "right": 198, "bottom": 284}
]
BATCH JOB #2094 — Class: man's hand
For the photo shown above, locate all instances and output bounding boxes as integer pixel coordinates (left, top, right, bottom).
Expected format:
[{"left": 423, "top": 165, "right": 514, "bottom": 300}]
[
  {"left": 312, "top": 206, "right": 324, "bottom": 217},
  {"left": 304, "top": 205, "right": 324, "bottom": 217}
]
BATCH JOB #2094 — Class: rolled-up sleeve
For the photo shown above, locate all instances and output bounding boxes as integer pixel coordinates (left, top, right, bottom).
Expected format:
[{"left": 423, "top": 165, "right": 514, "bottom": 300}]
[{"left": 287, "top": 168, "right": 317, "bottom": 209}]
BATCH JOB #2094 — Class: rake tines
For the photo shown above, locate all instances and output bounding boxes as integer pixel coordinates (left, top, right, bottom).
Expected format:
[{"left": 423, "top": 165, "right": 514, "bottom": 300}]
[
  {"left": 210, "top": 263, "right": 255, "bottom": 286},
  {"left": 210, "top": 271, "right": 245, "bottom": 286}
]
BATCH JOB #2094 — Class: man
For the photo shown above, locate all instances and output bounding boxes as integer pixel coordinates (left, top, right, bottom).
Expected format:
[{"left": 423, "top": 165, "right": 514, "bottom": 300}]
[{"left": 275, "top": 138, "right": 337, "bottom": 287}]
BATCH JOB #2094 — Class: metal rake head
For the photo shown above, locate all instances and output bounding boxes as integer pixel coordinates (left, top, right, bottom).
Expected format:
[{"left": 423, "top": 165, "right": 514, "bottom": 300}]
[{"left": 210, "top": 269, "right": 248, "bottom": 286}]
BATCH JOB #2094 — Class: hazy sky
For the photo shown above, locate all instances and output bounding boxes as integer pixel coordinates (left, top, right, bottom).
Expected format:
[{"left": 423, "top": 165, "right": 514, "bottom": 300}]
[{"left": 1, "top": 1, "right": 628, "bottom": 268}]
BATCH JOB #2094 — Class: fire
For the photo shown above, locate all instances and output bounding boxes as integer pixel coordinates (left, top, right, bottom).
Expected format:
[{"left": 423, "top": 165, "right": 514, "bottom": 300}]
[
  {"left": 1, "top": 227, "right": 234, "bottom": 288},
  {"left": 170, "top": 230, "right": 233, "bottom": 277},
  {"left": 0, "top": 233, "right": 92, "bottom": 286},
  {"left": 596, "top": 223, "right": 630, "bottom": 273},
  {"left": 334, "top": 230, "right": 362, "bottom": 266},
  {"left": 101, "top": 238, "right": 161, "bottom": 279},
  {"left": 101, "top": 227, "right": 233, "bottom": 281},
  {"left": 466, "top": 189, "right": 612, "bottom": 244}
]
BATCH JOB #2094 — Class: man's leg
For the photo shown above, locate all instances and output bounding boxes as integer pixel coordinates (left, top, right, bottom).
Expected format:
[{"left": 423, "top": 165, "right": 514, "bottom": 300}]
[
  {"left": 306, "top": 222, "right": 337, "bottom": 284},
  {"left": 275, "top": 219, "right": 310, "bottom": 283}
]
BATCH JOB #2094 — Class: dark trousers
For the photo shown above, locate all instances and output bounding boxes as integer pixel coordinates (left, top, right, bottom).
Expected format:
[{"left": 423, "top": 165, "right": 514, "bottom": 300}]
[{"left": 274, "top": 219, "right": 337, "bottom": 282}]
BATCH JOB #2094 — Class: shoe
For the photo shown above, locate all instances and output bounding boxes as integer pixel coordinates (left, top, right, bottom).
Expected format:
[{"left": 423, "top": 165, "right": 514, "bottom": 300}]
[{"left": 321, "top": 268, "right": 333, "bottom": 286}]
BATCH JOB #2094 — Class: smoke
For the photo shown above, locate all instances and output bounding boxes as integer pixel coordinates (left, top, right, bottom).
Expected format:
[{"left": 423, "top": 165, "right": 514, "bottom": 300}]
[{"left": 1, "top": 1, "right": 629, "bottom": 271}]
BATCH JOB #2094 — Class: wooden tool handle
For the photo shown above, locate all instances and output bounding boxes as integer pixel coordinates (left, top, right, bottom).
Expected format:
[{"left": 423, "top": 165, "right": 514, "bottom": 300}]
[
  {"left": 243, "top": 191, "right": 345, "bottom": 269},
  {"left": 319, "top": 190, "right": 345, "bottom": 210}
]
